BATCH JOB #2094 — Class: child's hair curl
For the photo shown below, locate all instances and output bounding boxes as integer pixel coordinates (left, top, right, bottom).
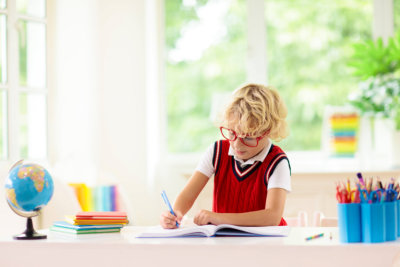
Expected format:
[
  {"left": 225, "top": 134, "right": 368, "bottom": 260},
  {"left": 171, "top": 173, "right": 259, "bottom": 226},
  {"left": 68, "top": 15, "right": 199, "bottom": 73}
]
[{"left": 222, "top": 83, "right": 289, "bottom": 142}]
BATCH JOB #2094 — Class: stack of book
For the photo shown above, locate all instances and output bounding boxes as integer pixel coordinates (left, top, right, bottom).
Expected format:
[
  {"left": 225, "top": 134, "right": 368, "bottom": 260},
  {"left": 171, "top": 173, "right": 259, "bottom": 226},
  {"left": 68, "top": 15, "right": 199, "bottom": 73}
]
[{"left": 50, "top": 211, "right": 129, "bottom": 235}]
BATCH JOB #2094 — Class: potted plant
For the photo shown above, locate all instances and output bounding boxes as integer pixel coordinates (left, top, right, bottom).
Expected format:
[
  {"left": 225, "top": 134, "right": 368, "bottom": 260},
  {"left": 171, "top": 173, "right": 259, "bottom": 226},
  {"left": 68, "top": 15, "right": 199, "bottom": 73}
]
[{"left": 348, "top": 31, "right": 400, "bottom": 166}]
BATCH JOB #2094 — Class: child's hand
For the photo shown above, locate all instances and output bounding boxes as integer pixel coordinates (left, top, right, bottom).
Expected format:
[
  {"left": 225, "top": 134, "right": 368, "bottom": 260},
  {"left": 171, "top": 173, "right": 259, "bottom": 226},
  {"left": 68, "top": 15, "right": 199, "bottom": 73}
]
[
  {"left": 160, "top": 210, "right": 183, "bottom": 229},
  {"left": 193, "top": 209, "right": 221, "bottom": 225}
]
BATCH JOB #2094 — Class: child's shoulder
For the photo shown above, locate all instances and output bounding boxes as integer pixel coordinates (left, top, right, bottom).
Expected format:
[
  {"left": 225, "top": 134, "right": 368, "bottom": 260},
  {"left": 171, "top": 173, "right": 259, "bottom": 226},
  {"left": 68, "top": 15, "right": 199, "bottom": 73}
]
[
  {"left": 213, "top": 139, "right": 230, "bottom": 146},
  {"left": 268, "top": 144, "right": 288, "bottom": 158},
  {"left": 270, "top": 144, "right": 285, "bottom": 153},
  {"left": 212, "top": 139, "right": 230, "bottom": 153}
]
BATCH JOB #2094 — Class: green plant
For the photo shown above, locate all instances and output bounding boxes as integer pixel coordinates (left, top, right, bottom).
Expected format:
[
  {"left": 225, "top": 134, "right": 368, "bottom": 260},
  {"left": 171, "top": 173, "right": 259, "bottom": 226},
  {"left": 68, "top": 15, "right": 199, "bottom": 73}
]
[
  {"left": 349, "top": 75, "right": 400, "bottom": 116},
  {"left": 348, "top": 31, "right": 400, "bottom": 129}
]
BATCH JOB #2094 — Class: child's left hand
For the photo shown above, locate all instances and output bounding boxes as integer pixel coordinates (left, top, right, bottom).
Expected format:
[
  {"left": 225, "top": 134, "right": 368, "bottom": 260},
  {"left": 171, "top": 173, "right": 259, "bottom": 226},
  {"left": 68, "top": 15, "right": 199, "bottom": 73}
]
[{"left": 193, "top": 209, "right": 221, "bottom": 225}]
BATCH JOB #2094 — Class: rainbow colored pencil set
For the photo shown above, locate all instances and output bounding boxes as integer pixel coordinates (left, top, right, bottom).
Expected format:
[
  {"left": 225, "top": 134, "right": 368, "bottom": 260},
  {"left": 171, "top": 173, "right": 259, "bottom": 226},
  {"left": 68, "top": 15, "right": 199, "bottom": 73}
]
[{"left": 337, "top": 172, "right": 400, "bottom": 243}]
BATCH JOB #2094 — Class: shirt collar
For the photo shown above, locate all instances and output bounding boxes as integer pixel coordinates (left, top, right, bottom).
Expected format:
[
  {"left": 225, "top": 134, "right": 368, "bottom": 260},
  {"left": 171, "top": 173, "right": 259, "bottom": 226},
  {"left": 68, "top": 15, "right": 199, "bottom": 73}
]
[{"left": 228, "top": 139, "right": 272, "bottom": 167}]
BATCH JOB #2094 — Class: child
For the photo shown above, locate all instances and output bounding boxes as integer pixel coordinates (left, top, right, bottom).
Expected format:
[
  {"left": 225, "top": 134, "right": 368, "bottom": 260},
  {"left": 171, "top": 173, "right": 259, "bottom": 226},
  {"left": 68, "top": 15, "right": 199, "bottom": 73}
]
[{"left": 160, "top": 83, "right": 291, "bottom": 228}]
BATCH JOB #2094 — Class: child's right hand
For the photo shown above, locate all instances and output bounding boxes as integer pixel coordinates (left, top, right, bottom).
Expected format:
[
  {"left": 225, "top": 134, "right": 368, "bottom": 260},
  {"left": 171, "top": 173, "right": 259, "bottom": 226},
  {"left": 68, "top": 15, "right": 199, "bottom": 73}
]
[{"left": 160, "top": 210, "right": 183, "bottom": 229}]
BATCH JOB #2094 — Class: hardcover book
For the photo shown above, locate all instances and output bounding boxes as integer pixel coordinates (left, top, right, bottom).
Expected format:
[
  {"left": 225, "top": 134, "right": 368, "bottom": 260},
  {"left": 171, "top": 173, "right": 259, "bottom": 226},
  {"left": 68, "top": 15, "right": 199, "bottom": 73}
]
[
  {"left": 65, "top": 215, "right": 128, "bottom": 225},
  {"left": 75, "top": 211, "right": 127, "bottom": 219},
  {"left": 53, "top": 221, "right": 124, "bottom": 230},
  {"left": 50, "top": 227, "right": 121, "bottom": 235}
]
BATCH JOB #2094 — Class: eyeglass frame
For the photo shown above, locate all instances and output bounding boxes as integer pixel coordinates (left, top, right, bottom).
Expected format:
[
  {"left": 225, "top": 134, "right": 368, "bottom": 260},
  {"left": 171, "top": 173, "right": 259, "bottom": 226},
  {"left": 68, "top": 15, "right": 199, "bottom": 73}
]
[{"left": 219, "top": 126, "right": 268, "bottom": 147}]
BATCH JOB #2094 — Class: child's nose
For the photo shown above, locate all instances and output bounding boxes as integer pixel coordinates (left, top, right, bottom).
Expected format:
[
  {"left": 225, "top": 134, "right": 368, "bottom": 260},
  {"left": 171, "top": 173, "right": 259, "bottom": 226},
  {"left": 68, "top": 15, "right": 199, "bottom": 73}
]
[{"left": 232, "top": 138, "right": 244, "bottom": 147}]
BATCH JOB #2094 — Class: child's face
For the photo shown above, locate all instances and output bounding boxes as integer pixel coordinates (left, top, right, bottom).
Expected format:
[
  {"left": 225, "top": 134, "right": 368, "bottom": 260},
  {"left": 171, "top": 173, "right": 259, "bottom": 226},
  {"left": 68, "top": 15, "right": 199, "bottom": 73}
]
[{"left": 229, "top": 131, "right": 269, "bottom": 161}]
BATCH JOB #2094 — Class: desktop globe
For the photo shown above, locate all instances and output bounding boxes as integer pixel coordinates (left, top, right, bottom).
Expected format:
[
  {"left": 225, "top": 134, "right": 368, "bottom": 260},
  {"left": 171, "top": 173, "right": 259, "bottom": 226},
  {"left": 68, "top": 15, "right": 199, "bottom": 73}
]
[{"left": 4, "top": 160, "right": 54, "bottom": 240}]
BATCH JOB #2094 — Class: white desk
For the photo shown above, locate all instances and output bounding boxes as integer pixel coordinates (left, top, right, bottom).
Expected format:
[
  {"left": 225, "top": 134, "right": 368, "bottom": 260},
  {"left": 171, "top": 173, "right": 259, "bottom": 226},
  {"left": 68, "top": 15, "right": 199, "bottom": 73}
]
[{"left": 1, "top": 227, "right": 400, "bottom": 267}]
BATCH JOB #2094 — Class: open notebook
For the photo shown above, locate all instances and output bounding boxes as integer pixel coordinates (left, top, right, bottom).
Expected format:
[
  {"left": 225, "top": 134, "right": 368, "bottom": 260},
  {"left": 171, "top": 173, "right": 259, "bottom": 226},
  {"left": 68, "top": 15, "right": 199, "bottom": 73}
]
[{"left": 137, "top": 224, "right": 290, "bottom": 238}]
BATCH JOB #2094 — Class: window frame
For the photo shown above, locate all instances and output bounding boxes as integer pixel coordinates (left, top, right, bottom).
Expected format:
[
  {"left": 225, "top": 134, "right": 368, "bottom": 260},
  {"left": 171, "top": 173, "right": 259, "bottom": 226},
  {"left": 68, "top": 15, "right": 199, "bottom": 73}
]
[
  {"left": 1, "top": 0, "right": 49, "bottom": 164},
  {"left": 0, "top": 5, "right": 9, "bottom": 160}
]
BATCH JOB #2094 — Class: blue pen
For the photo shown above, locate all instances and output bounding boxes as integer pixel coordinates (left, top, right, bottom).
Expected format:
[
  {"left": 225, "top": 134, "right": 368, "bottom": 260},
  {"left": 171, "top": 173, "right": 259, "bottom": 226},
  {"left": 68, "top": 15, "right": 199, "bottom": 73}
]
[{"left": 161, "top": 190, "right": 179, "bottom": 227}]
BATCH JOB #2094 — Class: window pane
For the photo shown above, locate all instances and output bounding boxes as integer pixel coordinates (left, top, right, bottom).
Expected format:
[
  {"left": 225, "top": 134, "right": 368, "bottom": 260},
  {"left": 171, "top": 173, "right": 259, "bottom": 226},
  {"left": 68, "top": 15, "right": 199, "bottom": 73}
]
[
  {"left": 166, "top": 0, "right": 247, "bottom": 153},
  {"left": 18, "top": 20, "right": 46, "bottom": 88},
  {"left": 17, "top": 0, "right": 46, "bottom": 18},
  {"left": 19, "top": 93, "right": 47, "bottom": 159},
  {"left": 0, "top": 15, "right": 6, "bottom": 84},
  {"left": 0, "top": 0, "right": 5, "bottom": 9},
  {"left": 266, "top": 0, "right": 372, "bottom": 150},
  {"left": 0, "top": 90, "right": 7, "bottom": 159}
]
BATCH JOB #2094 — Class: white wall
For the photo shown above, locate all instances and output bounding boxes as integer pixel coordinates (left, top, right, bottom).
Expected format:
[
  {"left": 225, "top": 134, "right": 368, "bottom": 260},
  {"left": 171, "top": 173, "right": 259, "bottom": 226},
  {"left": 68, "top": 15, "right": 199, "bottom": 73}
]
[
  {"left": 49, "top": 0, "right": 99, "bottom": 183},
  {"left": 96, "top": 0, "right": 150, "bottom": 225},
  {"left": 49, "top": 0, "right": 160, "bottom": 225}
]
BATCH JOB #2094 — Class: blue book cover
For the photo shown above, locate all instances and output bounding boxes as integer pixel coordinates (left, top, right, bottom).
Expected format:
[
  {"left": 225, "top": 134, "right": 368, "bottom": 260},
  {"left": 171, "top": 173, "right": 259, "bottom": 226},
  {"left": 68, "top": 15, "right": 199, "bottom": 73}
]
[{"left": 52, "top": 221, "right": 123, "bottom": 230}]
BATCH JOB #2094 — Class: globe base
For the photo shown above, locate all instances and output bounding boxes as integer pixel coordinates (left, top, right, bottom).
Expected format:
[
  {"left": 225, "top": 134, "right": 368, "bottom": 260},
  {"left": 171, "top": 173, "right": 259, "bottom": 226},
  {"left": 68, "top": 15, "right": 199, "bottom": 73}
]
[
  {"left": 13, "top": 217, "right": 47, "bottom": 240},
  {"left": 13, "top": 232, "right": 47, "bottom": 240}
]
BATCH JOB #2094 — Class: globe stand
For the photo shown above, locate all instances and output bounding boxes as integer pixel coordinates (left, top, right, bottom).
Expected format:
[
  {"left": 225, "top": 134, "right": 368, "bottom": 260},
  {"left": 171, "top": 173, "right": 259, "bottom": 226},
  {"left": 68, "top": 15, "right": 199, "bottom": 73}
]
[
  {"left": 14, "top": 217, "right": 46, "bottom": 240},
  {"left": 7, "top": 201, "right": 47, "bottom": 240}
]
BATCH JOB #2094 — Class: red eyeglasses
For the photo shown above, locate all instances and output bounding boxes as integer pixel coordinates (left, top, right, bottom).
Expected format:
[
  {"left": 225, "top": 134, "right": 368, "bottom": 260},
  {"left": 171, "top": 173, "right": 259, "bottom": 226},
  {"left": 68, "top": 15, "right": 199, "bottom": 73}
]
[{"left": 219, "top": 127, "right": 267, "bottom": 147}]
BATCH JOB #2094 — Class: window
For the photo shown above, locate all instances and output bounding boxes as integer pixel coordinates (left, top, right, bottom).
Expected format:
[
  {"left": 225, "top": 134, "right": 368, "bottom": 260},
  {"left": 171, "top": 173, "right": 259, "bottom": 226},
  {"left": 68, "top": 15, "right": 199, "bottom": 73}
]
[
  {"left": 165, "top": 0, "right": 247, "bottom": 153},
  {"left": 266, "top": 0, "right": 372, "bottom": 150},
  {"left": 0, "top": 0, "right": 47, "bottom": 161},
  {"left": 165, "top": 0, "right": 377, "bottom": 154}
]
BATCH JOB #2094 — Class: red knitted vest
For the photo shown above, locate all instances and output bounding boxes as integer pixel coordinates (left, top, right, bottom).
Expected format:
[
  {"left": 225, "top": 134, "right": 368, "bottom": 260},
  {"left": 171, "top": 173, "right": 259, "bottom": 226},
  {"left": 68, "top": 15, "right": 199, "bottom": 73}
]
[{"left": 212, "top": 140, "right": 289, "bottom": 226}]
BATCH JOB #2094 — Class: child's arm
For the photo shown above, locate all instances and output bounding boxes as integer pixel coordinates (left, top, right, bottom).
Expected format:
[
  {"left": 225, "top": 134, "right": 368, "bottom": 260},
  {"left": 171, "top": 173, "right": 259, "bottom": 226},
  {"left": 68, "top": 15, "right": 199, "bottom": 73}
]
[
  {"left": 193, "top": 188, "right": 287, "bottom": 226},
  {"left": 174, "top": 171, "right": 209, "bottom": 215},
  {"left": 160, "top": 171, "right": 209, "bottom": 229}
]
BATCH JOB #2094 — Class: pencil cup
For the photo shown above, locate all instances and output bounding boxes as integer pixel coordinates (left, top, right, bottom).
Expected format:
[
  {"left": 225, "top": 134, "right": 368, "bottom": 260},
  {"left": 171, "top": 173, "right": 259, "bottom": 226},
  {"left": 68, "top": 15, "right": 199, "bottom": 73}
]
[
  {"left": 361, "top": 203, "right": 385, "bottom": 243},
  {"left": 397, "top": 200, "right": 400, "bottom": 237},
  {"left": 337, "top": 203, "right": 361, "bottom": 243},
  {"left": 384, "top": 201, "right": 397, "bottom": 241}
]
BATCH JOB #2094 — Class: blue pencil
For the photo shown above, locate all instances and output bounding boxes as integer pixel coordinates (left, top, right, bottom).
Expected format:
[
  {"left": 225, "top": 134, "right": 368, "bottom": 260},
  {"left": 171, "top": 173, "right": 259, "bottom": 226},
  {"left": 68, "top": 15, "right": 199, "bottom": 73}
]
[{"left": 161, "top": 190, "right": 179, "bottom": 227}]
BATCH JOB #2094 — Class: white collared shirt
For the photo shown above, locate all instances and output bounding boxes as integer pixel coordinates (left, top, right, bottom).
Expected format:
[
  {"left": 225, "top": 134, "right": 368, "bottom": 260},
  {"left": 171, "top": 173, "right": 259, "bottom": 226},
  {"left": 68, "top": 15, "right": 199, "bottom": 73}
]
[
  {"left": 195, "top": 140, "right": 291, "bottom": 191},
  {"left": 228, "top": 139, "right": 273, "bottom": 168}
]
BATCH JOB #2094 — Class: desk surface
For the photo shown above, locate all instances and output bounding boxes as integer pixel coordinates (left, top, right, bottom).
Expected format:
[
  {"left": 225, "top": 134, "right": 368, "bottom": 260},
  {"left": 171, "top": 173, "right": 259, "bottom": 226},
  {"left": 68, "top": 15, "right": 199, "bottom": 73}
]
[{"left": 1, "top": 226, "right": 400, "bottom": 267}]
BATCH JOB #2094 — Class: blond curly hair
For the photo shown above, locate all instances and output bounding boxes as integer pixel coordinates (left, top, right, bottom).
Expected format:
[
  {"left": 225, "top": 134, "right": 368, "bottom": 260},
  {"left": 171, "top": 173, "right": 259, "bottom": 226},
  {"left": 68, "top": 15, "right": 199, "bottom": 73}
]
[{"left": 222, "top": 83, "right": 289, "bottom": 142}]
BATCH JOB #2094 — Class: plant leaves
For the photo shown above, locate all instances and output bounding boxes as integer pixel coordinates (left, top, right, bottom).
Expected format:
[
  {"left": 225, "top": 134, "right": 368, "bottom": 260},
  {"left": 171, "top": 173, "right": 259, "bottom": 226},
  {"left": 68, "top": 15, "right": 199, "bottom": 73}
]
[{"left": 347, "top": 31, "right": 400, "bottom": 79}]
